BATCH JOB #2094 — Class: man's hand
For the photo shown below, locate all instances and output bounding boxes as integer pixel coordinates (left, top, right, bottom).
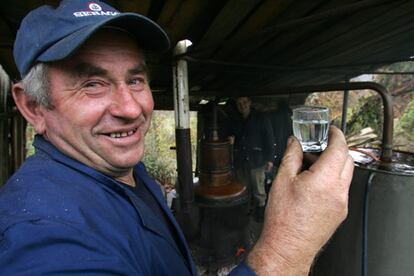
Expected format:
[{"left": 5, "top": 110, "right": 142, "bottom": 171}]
[{"left": 247, "top": 126, "right": 354, "bottom": 275}]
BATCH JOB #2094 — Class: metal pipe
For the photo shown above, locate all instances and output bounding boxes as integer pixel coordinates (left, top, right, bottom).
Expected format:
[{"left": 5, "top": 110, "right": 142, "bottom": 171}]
[
  {"left": 210, "top": 101, "right": 219, "bottom": 141},
  {"left": 196, "top": 82, "right": 393, "bottom": 162},
  {"left": 341, "top": 79, "right": 350, "bottom": 134},
  {"left": 173, "top": 40, "right": 194, "bottom": 212},
  {"left": 173, "top": 42, "right": 191, "bottom": 129}
]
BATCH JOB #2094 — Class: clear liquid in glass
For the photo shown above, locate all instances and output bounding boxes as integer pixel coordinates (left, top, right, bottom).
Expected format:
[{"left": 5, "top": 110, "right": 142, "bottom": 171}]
[{"left": 293, "top": 119, "right": 329, "bottom": 152}]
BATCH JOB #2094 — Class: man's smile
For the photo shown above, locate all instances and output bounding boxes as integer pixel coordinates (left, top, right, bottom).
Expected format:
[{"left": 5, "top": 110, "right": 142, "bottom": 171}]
[{"left": 108, "top": 128, "right": 138, "bottom": 138}]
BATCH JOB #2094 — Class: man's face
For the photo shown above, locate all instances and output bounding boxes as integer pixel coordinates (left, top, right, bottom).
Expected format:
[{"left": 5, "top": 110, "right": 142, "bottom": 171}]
[
  {"left": 40, "top": 30, "right": 153, "bottom": 180},
  {"left": 236, "top": 97, "right": 251, "bottom": 118}
]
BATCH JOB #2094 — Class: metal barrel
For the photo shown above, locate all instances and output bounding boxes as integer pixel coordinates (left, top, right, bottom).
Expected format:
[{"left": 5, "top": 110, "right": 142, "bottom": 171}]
[{"left": 312, "top": 151, "right": 414, "bottom": 276}]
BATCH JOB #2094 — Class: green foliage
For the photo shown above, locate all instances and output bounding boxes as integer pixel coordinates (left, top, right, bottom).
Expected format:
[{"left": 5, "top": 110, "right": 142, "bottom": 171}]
[
  {"left": 26, "top": 124, "right": 35, "bottom": 157},
  {"left": 395, "top": 99, "right": 414, "bottom": 139},
  {"left": 143, "top": 110, "right": 198, "bottom": 187},
  {"left": 143, "top": 111, "right": 177, "bottom": 186},
  {"left": 346, "top": 95, "right": 383, "bottom": 138}
]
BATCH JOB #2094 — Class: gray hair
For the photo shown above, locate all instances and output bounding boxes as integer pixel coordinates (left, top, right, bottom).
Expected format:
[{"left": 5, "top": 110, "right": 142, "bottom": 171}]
[{"left": 21, "top": 63, "right": 51, "bottom": 108}]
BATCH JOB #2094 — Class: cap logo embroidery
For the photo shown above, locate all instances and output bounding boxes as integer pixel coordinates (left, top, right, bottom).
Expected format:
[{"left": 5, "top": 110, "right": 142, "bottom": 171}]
[
  {"left": 88, "top": 3, "right": 102, "bottom": 11},
  {"left": 73, "top": 2, "right": 119, "bottom": 17}
]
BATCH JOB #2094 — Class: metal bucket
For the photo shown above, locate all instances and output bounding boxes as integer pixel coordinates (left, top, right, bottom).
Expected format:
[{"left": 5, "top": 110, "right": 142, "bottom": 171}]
[{"left": 312, "top": 149, "right": 414, "bottom": 276}]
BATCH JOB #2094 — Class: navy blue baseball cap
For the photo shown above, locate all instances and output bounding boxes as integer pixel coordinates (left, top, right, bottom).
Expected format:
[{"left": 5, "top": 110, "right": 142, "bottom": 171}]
[{"left": 14, "top": 0, "right": 170, "bottom": 77}]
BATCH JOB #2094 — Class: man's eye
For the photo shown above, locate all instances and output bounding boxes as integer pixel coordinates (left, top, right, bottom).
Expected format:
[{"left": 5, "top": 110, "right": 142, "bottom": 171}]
[
  {"left": 82, "top": 80, "right": 108, "bottom": 95},
  {"left": 84, "top": 81, "right": 103, "bottom": 88},
  {"left": 129, "top": 77, "right": 146, "bottom": 88}
]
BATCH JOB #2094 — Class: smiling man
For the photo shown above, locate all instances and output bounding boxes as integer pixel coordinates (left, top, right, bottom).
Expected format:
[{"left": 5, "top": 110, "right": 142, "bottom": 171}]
[
  {"left": 0, "top": 1, "right": 198, "bottom": 274},
  {"left": 0, "top": 0, "right": 354, "bottom": 275},
  {"left": 22, "top": 30, "right": 153, "bottom": 186}
]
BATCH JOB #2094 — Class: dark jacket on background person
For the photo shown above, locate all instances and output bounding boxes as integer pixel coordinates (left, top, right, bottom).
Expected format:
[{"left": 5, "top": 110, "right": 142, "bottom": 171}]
[
  {"left": 271, "top": 104, "right": 293, "bottom": 167},
  {"left": 229, "top": 109, "right": 275, "bottom": 169}
]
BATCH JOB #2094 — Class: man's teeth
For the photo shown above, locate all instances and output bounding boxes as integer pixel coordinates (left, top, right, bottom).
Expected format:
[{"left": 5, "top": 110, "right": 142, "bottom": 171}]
[{"left": 109, "top": 129, "right": 136, "bottom": 138}]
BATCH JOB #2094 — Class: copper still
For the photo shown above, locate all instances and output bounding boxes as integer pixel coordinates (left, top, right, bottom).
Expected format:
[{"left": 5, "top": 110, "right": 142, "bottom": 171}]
[
  {"left": 194, "top": 103, "right": 247, "bottom": 207},
  {"left": 193, "top": 102, "right": 249, "bottom": 267}
]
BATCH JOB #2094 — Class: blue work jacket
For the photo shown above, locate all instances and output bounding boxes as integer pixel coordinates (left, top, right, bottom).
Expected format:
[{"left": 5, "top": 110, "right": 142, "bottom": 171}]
[
  {"left": 0, "top": 135, "right": 197, "bottom": 275},
  {"left": 0, "top": 136, "right": 254, "bottom": 275}
]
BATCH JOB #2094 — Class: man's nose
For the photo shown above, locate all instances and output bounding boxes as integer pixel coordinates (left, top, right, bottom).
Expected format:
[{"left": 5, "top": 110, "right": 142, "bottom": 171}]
[{"left": 109, "top": 84, "right": 141, "bottom": 119}]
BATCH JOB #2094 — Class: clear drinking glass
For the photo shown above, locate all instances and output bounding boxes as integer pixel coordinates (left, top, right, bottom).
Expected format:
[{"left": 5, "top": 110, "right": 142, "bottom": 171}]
[{"left": 292, "top": 106, "right": 330, "bottom": 152}]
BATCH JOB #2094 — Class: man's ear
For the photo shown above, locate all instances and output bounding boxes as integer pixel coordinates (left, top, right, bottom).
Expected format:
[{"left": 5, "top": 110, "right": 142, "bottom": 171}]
[{"left": 12, "top": 82, "right": 46, "bottom": 135}]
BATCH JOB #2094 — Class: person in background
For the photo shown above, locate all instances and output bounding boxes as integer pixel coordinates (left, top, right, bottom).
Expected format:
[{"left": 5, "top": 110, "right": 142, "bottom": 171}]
[
  {"left": 0, "top": 1, "right": 354, "bottom": 275},
  {"left": 265, "top": 99, "right": 293, "bottom": 201},
  {"left": 228, "top": 97, "right": 275, "bottom": 220}
]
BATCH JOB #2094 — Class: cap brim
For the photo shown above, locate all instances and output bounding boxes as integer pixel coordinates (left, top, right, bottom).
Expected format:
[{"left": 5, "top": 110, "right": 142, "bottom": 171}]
[{"left": 37, "top": 13, "right": 170, "bottom": 63}]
